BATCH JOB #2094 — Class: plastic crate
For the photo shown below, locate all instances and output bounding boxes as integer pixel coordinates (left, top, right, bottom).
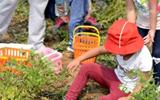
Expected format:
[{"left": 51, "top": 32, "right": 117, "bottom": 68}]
[
  {"left": 41, "top": 48, "right": 63, "bottom": 74},
  {"left": 73, "top": 25, "right": 100, "bottom": 63},
  {"left": 0, "top": 43, "right": 33, "bottom": 75}
]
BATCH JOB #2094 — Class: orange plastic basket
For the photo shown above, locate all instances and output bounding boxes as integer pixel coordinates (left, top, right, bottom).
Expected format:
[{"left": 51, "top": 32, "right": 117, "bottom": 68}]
[
  {"left": 73, "top": 25, "right": 100, "bottom": 63},
  {"left": 0, "top": 43, "right": 32, "bottom": 75}
]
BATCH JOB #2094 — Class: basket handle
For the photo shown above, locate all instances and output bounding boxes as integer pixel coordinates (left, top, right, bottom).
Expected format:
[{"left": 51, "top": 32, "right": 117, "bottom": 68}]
[{"left": 73, "top": 25, "right": 100, "bottom": 35}]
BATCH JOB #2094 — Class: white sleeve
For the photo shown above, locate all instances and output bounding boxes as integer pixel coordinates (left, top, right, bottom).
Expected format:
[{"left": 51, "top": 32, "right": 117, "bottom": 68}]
[{"left": 139, "top": 46, "right": 153, "bottom": 72}]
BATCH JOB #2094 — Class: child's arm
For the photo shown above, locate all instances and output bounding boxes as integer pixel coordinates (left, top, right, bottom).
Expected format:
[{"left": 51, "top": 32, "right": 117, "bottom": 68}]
[
  {"left": 144, "top": 0, "right": 157, "bottom": 47},
  {"left": 67, "top": 46, "right": 108, "bottom": 71},
  {"left": 126, "top": 0, "right": 136, "bottom": 23},
  {"left": 119, "top": 72, "right": 151, "bottom": 100}
]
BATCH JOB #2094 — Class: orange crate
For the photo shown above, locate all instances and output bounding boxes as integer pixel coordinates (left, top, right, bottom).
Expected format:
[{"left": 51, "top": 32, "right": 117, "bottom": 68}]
[
  {"left": 0, "top": 43, "right": 33, "bottom": 75},
  {"left": 73, "top": 25, "right": 100, "bottom": 63}
]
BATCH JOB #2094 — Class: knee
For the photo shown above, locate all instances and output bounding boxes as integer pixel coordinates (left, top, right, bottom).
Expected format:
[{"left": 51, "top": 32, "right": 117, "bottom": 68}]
[
  {"left": 79, "top": 63, "right": 96, "bottom": 73},
  {"left": 80, "top": 63, "right": 92, "bottom": 71},
  {"left": 80, "top": 63, "right": 99, "bottom": 73}
]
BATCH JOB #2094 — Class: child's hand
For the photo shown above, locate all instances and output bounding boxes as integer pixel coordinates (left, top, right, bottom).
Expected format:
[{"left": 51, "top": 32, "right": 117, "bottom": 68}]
[{"left": 67, "top": 59, "right": 80, "bottom": 72}]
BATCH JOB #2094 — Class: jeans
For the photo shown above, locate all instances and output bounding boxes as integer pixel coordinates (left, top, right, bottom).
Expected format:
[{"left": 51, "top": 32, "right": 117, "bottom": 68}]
[
  {"left": 68, "top": 0, "right": 89, "bottom": 48},
  {"left": 138, "top": 27, "right": 160, "bottom": 85}
]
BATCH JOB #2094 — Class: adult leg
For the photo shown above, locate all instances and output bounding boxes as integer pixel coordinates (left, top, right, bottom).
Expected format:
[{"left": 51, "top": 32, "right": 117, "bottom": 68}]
[
  {"left": 65, "top": 63, "right": 119, "bottom": 100},
  {"left": 28, "top": 0, "right": 49, "bottom": 50},
  {"left": 152, "top": 30, "right": 160, "bottom": 85},
  {"left": 0, "top": 0, "right": 17, "bottom": 41},
  {"left": 68, "top": 0, "right": 89, "bottom": 50}
]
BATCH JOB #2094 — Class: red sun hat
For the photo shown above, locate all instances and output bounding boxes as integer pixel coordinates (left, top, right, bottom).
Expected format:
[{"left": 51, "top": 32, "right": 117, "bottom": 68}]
[{"left": 104, "top": 19, "right": 144, "bottom": 55}]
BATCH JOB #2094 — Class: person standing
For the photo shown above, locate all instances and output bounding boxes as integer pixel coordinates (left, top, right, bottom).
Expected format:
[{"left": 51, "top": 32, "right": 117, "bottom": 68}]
[
  {"left": 0, "top": 0, "right": 49, "bottom": 51},
  {"left": 126, "top": 0, "right": 160, "bottom": 86},
  {"left": 67, "top": 0, "right": 96, "bottom": 52}
]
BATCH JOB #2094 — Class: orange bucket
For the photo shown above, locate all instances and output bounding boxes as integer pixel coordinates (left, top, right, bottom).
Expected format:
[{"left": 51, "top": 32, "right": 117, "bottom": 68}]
[{"left": 73, "top": 25, "right": 100, "bottom": 63}]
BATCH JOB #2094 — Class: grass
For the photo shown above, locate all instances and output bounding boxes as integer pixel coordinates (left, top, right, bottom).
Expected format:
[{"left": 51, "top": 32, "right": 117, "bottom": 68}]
[{"left": 4, "top": 0, "right": 160, "bottom": 99}]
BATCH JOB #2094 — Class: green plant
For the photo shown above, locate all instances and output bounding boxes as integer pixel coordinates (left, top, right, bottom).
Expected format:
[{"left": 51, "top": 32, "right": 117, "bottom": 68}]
[
  {"left": 92, "top": 0, "right": 125, "bottom": 30},
  {"left": 0, "top": 52, "right": 68, "bottom": 100},
  {"left": 132, "top": 70, "right": 160, "bottom": 100},
  {"left": 97, "top": 54, "right": 116, "bottom": 67},
  {"left": 7, "top": 0, "right": 160, "bottom": 99}
]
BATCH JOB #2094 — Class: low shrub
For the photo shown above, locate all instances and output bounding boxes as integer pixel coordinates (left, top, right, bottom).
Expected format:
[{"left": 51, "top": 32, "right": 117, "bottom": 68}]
[{"left": 0, "top": 52, "right": 68, "bottom": 100}]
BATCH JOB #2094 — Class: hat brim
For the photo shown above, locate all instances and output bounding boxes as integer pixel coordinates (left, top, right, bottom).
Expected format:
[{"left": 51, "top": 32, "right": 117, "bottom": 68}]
[{"left": 104, "top": 37, "right": 144, "bottom": 55}]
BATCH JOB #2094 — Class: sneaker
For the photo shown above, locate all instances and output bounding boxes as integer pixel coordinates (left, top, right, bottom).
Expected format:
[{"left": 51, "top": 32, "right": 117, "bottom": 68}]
[
  {"left": 67, "top": 46, "right": 74, "bottom": 52},
  {"left": 36, "top": 46, "right": 63, "bottom": 74},
  {"left": 85, "top": 16, "right": 104, "bottom": 30},
  {"left": 55, "top": 17, "right": 65, "bottom": 28},
  {"left": 85, "top": 16, "right": 97, "bottom": 25},
  {"left": 0, "top": 33, "right": 13, "bottom": 43}
]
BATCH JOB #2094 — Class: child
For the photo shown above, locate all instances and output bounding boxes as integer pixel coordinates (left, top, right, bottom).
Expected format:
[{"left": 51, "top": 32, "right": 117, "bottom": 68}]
[
  {"left": 67, "top": 0, "right": 97, "bottom": 52},
  {"left": 65, "top": 19, "right": 152, "bottom": 100},
  {"left": 126, "top": 0, "right": 160, "bottom": 87}
]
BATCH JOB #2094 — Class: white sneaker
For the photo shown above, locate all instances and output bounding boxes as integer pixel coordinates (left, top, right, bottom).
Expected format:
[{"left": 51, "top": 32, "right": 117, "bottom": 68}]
[{"left": 67, "top": 46, "right": 74, "bottom": 52}]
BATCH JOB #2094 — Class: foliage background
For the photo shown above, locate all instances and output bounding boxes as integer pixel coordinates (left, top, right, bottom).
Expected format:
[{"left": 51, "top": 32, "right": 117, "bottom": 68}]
[{"left": 3, "top": 0, "right": 160, "bottom": 100}]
